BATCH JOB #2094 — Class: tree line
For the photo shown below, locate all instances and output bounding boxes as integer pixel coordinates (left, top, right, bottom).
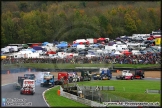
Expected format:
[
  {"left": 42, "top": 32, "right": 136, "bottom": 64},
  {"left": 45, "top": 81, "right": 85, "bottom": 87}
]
[{"left": 1, "top": 1, "right": 161, "bottom": 47}]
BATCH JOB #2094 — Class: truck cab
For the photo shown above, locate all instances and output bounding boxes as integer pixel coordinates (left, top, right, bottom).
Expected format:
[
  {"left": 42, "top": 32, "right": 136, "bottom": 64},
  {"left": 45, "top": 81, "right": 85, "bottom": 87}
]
[
  {"left": 20, "top": 79, "right": 35, "bottom": 95},
  {"left": 80, "top": 70, "right": 92, "bottom": 81},
  {"left": 68, "top": 72, "right": 80, "bottom": 83},
  {"left": 55, "top": 72, "right": 68, "bottom": 85},
  {"left": 100, "top": 68, "right": 112, "bottom": 80},
  {"left": 122, "top": 70, "right": 133, "bottom": 76},
  {"left": 24, "top": 74, "right": 36, "bottom": 80},
  {"left": 40, "top": 72, "right": 54, "bottom": 87},
  {"left": 116, "top": 70, "right": 134, "bottom": 80}
]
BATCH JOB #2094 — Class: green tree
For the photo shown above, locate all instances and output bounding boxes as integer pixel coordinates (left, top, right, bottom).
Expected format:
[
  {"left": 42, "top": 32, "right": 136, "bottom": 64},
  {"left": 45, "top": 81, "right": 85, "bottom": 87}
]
[{"left": 124, "top": 13, "right": 137, "bottom": 34}]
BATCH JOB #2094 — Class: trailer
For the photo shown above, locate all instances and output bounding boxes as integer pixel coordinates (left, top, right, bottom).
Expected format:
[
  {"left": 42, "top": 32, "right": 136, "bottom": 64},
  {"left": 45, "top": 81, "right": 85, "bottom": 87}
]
[
  {"left": 40, "top": 72, "right": 54, "bottom": 87},
  {"left": 20, "top": 79, "right": 35, "bottom": 95}
]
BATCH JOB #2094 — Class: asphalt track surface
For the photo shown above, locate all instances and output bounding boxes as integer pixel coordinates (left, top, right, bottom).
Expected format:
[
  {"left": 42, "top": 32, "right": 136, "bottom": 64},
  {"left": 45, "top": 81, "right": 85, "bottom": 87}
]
[
  {"left": 1, "top": 72, "right": 49, "bottom": 107},
  {"left": 1, "top": 73, "right": 160, "bottom": 107}
]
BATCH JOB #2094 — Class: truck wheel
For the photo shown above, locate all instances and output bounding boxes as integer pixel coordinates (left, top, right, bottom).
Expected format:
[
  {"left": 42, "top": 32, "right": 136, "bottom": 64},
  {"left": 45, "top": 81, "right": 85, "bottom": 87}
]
[
  {"left": 41, "top": 83, "right": 43, "bottom": 87},
  {"left": 131, "top": 77, "right": 133, "bottom": 80},
  {"left": 31, "top": 92, "right": 34, "bottom": 95},
  {"left": 140, "top": 76, "right": 142, "bottom": 79},
  {"left": 108, "top": 77, "right": 111, "bottom": 80}
]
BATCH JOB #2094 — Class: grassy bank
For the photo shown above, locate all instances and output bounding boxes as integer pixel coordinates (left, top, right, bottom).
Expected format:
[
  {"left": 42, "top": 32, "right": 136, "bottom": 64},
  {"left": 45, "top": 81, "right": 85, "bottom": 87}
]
[
  {"left": 44, "top": 86, "right": 89, "bottom": 107},
  {"left": 76, "top": 80, "right": 161, "bottom": 104},
  {"left": 2, "top": 63, "right": 160, "bottom": 69},
  {"left": 44, "top": 80, "right": 160, "bottom": 107}
]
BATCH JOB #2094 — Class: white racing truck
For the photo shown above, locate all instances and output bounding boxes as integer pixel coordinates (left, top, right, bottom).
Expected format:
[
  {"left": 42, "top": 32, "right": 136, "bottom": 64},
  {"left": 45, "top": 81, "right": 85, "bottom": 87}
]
[
  {"left": 40, "top": 72, "right": 54, "bottom": 87},
  {"left": 20, "top": 79, "right": 35, "bottom": 95},
  {"left": 68, "top": 72, "right": 80, "bottom": 83},
  {"left": 116, "top": 70, "right": 134, "bottom": 80}
]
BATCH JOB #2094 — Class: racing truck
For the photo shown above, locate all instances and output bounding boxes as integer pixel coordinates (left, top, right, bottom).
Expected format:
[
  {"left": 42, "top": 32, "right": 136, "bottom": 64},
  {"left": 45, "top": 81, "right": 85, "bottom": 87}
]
[
  {"left": 20, "top": 79, "right": 35, "bottom": 95},
  {"left": 40, "top": 72, "right": 54, "bottom": 87},
  {"left": 132, "top": 69, "right": 145, "bottom": 79},
  {"left": 116, "top": 70, "right": 145, "bottom": 80},
  {"left": 14, "top": 76, "right": 27, "bottom": 90},
  {"left": 93, "top": 68, "right": 112, "bottom": 80},
  {"left": 80, "top": 70, "right": 92, "bottom": 81},
  {"left": 68, "top": 72, "right": 80, "bottom": 83},
  {"left": 54, "top": 72, "right": 68, "bottom": 85},
  {"left": 116, "top": 70, "right": 134, "bottom": 80}
]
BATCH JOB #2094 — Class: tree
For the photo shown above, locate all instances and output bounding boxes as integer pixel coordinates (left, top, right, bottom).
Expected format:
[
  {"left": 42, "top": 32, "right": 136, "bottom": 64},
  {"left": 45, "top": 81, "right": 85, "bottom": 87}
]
[{"left": 124, "top": 13, "right": 137, "bottom": 34}]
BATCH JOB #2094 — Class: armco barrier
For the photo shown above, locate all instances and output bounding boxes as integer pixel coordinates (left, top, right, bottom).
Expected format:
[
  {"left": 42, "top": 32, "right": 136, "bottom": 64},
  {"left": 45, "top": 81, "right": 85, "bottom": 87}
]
[{"left": 60, "top": 86, "right": 106, "bottom": 107}]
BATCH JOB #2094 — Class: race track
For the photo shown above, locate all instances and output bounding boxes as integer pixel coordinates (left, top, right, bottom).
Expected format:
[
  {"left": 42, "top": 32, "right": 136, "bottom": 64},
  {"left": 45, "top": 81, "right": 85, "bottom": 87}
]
[
  {"left": 1, "top": 72, "right": 160, "bottom": 107},
  {"left": 1, "top": 72, "right": 49, "bottom": 107}
]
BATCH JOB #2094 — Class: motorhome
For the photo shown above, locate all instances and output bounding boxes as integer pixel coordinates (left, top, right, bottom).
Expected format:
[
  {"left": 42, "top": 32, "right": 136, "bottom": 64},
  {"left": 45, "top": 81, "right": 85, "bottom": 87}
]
[
  {"left": 86, "top": 38, "right": 97, "bottom": 44},
  {"left": 105, "top": 44, "right": 128, "bottom": 52},
  {"left": 131, "top": 34, "right": 150, "bottom": 40},
  {"left": 1, "top": 48, "right": 9, "bottom": 53},
  {"left": 77, "top": 44, "right": 86, "bottom": 50},
  {"left": 73, "top": 39, "right": 88, "bottom": 44}
]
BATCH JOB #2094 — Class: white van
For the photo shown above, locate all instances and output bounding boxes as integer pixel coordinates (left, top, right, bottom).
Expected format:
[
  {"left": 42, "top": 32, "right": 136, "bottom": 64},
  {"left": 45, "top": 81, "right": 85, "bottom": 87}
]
[{"left": 77, "top": 45, "right": 86, "bottom": 50}]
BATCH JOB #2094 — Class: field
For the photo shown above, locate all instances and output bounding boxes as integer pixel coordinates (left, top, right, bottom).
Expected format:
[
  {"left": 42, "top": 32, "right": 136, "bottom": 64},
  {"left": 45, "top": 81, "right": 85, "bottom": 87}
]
[
  {"left": 2, "top": 63, "right": 160, "bottom": 69},
  {"left": 45, "top": 80, "right": 161, "bottom": 107}
]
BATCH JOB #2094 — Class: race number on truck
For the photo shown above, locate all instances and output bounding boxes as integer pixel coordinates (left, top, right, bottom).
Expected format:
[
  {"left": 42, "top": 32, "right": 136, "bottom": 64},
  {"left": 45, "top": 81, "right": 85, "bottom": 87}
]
[
  {"left": 23, "top": 80, "right": 35, "bottom": 87},
  {"left": 24, "top": 80, "right": 34, "bottom": 85}
]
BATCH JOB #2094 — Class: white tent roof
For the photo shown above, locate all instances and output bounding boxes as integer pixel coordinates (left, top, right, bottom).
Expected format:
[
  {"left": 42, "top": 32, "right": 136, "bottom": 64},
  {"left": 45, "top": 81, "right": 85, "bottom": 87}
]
[{"left": 114, "top": 51, "right": 123, "bottom": 55}]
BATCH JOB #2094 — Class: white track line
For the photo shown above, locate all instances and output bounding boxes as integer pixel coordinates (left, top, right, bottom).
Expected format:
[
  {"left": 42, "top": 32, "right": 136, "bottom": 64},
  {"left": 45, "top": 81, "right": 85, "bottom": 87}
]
[
  {"left": 2, "top": 82, "right": 16, "bottom": 86},
  {"left": 42, "top": 86, "right": 58, "bottom": 107},
  {"left": 155, "top": 78, "right": 160, "bottom": 79}
]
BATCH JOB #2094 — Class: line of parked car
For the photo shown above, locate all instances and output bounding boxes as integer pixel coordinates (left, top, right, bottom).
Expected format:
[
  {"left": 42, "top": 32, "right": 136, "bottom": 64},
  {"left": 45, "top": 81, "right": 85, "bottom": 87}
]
[{"left": 1, "top": 30, "right": 161, "bottom": 60}]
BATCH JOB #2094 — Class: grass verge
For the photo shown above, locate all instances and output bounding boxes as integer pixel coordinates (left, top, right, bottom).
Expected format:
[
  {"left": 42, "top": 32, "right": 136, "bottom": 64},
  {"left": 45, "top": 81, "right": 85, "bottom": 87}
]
[
  {"left": 2, "top": 63, "right": 160, "bottom": 69},
  {"left": 44, "top": 86, "right": 89, "bottom": 107}
]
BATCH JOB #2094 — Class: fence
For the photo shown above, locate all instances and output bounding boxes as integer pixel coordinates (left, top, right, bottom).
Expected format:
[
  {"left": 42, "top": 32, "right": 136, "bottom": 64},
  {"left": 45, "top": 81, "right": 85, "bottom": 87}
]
[
  {"left": 80, "top": 85, "right": 135, "bottom": 103},
  {"left": 60, "top": 86, "right": 106, "bottom": 107},
  {"left": 60, "top": 84, "right": 136, "bottom": 107}
]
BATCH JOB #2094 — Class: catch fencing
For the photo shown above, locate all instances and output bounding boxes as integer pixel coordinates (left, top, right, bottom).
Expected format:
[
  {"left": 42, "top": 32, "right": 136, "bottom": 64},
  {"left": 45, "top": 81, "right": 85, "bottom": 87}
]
[
  {"left": 80, "top": 85, "right": 135, "bottom": 103},
  {"left": 60, "top": 86, "right": 106, "bottom": 107},
  {"left": 60, "top": 85, "right": 136, "bottom": 107}
]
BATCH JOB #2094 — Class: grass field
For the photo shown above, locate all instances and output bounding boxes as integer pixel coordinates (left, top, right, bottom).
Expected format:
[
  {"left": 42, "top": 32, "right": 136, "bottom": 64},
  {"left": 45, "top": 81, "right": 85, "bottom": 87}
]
[
  {"left": 2, "top": 63, "right": 160, "bottom": 69},
  {"left": 44, "top": 86, "right": 89, "bottom": 107},
  {"left": 45, "top": 80, "right": 161, "bottom": 107},
  {"left": 76, "top": 80, "right": 161, "bottom": 104}
]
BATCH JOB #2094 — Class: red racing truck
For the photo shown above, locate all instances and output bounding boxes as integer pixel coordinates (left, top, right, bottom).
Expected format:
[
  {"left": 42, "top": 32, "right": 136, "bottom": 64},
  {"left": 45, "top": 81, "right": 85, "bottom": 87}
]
[
  {"left": 54, "top": 72, "right": 68, "bottom": 85},
  {"left": 20, "top": 79, "right": 35, "bottom": 95}
]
